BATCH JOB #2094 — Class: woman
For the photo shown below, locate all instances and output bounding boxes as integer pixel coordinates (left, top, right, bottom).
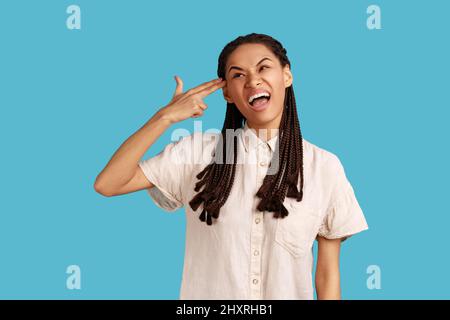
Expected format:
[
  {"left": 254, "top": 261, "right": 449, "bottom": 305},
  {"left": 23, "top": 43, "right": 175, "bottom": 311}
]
[{"left": 94, "top": 33, "right": 369, "bottom": 300}]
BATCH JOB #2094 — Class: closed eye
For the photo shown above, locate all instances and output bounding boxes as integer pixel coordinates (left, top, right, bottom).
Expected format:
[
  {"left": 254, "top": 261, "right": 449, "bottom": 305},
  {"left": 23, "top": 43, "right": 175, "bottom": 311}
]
[{"left": 232, "top": 66, "right": 270, "bottom": 79}]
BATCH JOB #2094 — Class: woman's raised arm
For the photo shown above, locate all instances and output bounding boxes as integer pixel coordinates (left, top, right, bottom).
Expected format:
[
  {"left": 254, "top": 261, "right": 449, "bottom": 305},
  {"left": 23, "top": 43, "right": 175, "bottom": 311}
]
[{"left": 93, "top": 76, "right": 226, "bottom": 197}]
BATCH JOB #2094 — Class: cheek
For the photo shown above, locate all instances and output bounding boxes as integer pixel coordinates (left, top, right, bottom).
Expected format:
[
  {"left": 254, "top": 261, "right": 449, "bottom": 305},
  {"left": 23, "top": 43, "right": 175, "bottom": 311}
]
[
  {"left": 271, "top": 76, "right": 287, "bottom": 98},
  {"left": 228, "top": 82, "right": 246, "bottom": 101}
]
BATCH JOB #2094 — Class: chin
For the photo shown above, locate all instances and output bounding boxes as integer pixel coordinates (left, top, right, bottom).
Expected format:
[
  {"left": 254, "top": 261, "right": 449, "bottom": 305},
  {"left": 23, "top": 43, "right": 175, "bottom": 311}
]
[
  {"left": 246, "top": 110, "right": 281, "bottom": 126},
  {"left": 235, "top": 100, "right": 282, "bottom": 124}
]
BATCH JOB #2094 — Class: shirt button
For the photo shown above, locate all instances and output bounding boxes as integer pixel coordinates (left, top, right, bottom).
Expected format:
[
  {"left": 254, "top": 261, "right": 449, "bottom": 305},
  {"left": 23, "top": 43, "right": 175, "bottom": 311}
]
[
  {"left": 259, "top": 161, "right": 267, "bottom": 167},
  {"left": 255, "top": 218, "right": 261, "bottom": 224},
  {"left": 253, "top": 279, "right": 259, "bottom": 285},
  {"left": 254, "top": 250, "right": 259, "bottom": 256}
]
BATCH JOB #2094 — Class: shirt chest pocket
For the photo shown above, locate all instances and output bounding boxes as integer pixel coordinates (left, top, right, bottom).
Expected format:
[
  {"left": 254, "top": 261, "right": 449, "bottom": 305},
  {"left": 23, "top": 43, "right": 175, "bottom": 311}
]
[{"left": 274, "top": 199, "right": 320, "bottom": 259}]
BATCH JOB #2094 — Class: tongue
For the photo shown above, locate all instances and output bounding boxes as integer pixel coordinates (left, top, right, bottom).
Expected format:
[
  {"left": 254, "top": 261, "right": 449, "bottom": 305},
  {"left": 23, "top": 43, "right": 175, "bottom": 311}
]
[{"left": 252, "top": 97, "right": 268, "bottom": 108}]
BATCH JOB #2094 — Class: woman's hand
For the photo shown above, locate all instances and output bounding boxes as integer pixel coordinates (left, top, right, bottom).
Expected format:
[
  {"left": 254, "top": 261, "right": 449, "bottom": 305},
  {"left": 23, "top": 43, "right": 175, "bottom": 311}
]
[{"left": 158, "top": 76, "right": 226, "bottom": 124}]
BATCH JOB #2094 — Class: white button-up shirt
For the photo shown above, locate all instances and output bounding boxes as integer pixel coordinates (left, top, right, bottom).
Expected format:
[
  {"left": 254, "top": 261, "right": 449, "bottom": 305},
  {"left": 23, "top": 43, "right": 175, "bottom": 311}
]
[{"left": 138, "top": 120, "right": 368, "bottom": 299}]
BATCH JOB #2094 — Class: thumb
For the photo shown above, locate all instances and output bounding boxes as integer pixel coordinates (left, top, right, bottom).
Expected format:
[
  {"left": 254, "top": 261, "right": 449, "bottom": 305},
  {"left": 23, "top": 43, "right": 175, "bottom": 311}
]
[{"left": 173, "top": 75, "right": 183, "bottom": 98}]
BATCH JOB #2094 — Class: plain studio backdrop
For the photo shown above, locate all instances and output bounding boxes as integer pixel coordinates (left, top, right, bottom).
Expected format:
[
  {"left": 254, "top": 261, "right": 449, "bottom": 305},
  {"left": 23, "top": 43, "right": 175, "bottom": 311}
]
[{"left": 0, "top": 0, "right": 448, "bottom": 299}]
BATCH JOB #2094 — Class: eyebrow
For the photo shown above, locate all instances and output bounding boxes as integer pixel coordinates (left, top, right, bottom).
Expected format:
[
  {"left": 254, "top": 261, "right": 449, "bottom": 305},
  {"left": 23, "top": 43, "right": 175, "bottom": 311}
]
[{"left": 227, "top": 57, "right": 273, "bottom": 74}]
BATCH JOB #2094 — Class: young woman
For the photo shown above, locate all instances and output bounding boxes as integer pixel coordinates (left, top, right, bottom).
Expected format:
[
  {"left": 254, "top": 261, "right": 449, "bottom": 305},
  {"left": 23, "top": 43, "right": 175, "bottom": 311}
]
[{"left": 94, "top": 33, "right": 368, "bottom": 300}]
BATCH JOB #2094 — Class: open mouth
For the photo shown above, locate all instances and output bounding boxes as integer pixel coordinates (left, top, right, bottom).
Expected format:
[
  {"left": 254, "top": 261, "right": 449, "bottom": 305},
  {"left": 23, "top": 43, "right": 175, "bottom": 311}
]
[{"left": 248, "top": 92, "right": 271, "bottom": 110}]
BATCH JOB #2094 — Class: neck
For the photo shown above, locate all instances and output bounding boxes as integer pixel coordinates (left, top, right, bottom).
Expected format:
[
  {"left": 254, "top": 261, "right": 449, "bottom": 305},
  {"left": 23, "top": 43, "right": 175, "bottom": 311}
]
[{"left": 246, "top": 112, "right": 282, "bottom": 141}]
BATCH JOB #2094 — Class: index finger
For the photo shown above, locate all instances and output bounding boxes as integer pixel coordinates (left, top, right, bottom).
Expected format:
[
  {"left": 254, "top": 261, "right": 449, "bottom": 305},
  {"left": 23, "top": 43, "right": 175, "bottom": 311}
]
[
  {"left": 197, "top": 80, "right": 226, "bottom": 98},
  {"left": 188, "top": 78, "right": 223, "bottom": 95}
]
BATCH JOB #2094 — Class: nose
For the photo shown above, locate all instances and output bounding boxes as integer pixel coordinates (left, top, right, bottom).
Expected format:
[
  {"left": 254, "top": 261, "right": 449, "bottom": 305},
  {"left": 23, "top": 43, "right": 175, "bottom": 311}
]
[{"left": 245, "top": 71, "right": 262, "bottom": 87}]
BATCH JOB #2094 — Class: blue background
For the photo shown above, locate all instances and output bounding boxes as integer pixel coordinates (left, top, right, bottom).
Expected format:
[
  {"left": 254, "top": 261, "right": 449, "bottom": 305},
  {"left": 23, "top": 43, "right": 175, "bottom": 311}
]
[{"left": 0, "top": 0, "right": 449, "bottom": 299}]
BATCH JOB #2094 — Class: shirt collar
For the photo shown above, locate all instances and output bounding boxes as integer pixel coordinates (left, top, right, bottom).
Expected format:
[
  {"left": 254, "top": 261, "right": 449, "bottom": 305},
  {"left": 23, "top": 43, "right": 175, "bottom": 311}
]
[{"left": 240, "top": 119, "right": 279, "bottom": 153}]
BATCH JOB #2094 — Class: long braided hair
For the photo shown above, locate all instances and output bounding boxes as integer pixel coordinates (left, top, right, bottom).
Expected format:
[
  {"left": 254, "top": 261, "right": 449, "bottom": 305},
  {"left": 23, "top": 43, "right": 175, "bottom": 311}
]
[{"left": 188, "top": 33, "right": 304, "bottom": 225}]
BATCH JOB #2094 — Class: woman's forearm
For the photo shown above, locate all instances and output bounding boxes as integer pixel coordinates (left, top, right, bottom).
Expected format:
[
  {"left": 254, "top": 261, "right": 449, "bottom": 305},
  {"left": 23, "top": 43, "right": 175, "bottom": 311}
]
[
  {"left": 315, "top": 270, "right": 341, "bottom": 300},
  {"left": 94, "top": 77, "right": 226, "bottom": 196},
  {"left": 94, "top": 110, "right": 172, "bottom": 195}
]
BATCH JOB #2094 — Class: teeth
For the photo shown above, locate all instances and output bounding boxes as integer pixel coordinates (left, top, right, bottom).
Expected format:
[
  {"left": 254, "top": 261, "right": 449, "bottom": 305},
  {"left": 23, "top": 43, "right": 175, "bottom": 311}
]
[{"left": 248, "top": 92, "right": 270, "bottom": 104}]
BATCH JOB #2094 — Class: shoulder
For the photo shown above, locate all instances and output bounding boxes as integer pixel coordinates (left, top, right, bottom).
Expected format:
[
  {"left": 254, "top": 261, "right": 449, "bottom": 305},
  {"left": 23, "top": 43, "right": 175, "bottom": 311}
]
[
  {"left": 171, "top": 130, "right": 220, "bottom": 149},
  {"left": 168, "top": 130, "right": 221, "bottom": 165},
  {"left": 302, "top": 137, "right": 345, "bottom": 178},
  {"left": 303, "top": 138, "right": 341, "bottom": 166}
]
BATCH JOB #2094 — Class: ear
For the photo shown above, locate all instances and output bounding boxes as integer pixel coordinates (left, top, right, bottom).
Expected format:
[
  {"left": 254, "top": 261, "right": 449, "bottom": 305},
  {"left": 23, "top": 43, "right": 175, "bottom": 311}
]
[
  {"left": 283, "top": 65, "right": 293, "bottom": 88},
  {"left": 222, "top": 83, "right": 234, "bottom": 103}
]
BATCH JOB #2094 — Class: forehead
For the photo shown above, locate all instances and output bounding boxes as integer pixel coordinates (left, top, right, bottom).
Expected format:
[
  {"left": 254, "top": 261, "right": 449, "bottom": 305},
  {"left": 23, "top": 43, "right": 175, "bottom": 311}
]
[{"left": 226, "top": 43, "right": 278, "bottom": 68}]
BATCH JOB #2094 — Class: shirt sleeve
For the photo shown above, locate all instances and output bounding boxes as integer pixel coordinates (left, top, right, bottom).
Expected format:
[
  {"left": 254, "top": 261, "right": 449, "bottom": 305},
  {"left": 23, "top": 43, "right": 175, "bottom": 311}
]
[
  {"left": 318, "top": 154, "right": 369, "bottom": 242},
  {"left": 138, "top": 135, "right": 190, "bottom": 213}
]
